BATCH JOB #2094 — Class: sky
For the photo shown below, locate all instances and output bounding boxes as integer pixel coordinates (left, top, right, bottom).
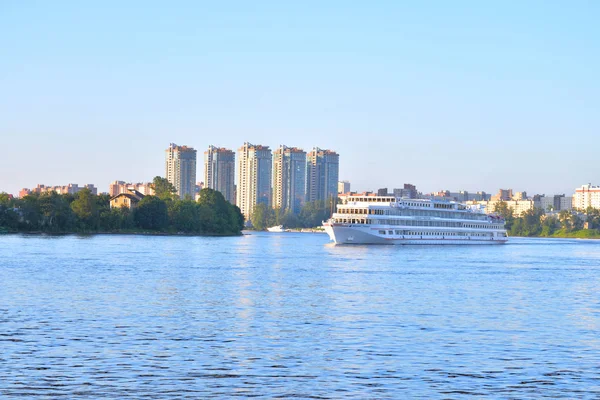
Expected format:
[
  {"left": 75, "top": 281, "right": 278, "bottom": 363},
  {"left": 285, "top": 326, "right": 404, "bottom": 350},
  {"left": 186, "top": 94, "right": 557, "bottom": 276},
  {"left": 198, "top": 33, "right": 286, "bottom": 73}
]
[{"left": 1, "top": 1, "right": 599, "bottom": 196}]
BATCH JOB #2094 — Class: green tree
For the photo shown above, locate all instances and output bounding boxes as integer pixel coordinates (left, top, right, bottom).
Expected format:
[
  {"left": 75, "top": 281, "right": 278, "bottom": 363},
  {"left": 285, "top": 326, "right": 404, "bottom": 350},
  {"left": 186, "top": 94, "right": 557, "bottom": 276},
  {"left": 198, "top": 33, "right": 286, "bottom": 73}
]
[
  {"left": 134, "top": 196, "right": 169, "bottom": 230},
  {"left": 99, "top": 206, "right": 134, "bottom": 231},
  {"left": 0, "top": 193, "right": 19, "bottom": 231},
  {"left": 250, "top": 202, "right": 272, "bottom": 230},
  {"left": 494, "top": 201, "right": 515, "bottom": 230},
  {"left": 558, "top": 209, "right": 573, "bottom": 232},
  {"left": 169, "top": 199, "right": 200, "bottom": 232},
  {"left": 151, "top": 176, "right": 178, "bottom": 201},
  {"left": 540, "top": 214, "right": 559, "bottom": 236},
  {"left": 280, "top": 209, "right": 301, "bottom": 229},
  {"left": 19, "top": 194, "right": 42, "bottom": 230},
  {"left": 39, "top": 192, "right": 76, "bottom": 231},
  {"left": 0, "top": 193, "right": 14, "bottom": 208},
  {"left": 197, "top": 188, "right": 244, "bottom": 233},
  {"left": 71, "top": 188, "right": 98, "bottom": 230},
  {"left": 299, "top": 200, "right": 330, "bottom": 228},
  {"left": 585, "top": 207, "right": 600, "bottom": 229}
]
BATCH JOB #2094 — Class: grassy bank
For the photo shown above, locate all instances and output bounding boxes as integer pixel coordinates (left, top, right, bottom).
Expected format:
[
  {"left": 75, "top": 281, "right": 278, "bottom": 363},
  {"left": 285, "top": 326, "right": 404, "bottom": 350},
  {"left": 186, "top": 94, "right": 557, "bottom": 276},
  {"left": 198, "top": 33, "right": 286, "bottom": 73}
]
[{"left": 546, "top": 229, "right": 600, "bottom": 239}]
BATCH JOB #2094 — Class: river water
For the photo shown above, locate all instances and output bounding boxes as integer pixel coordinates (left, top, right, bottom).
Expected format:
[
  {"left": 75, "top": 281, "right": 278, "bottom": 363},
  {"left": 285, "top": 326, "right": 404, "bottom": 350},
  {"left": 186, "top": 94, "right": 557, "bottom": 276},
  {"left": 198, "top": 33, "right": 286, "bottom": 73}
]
[{"left": 0, "top": 233, "right": 599, "bottom": 398}]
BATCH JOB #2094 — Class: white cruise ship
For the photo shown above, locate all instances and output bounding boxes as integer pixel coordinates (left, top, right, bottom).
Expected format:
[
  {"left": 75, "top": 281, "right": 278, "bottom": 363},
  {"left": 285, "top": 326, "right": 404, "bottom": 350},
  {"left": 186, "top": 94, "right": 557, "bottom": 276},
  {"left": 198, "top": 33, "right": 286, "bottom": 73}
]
[{"left": 323, "top": 195, "right": 507, "bottom": 245}]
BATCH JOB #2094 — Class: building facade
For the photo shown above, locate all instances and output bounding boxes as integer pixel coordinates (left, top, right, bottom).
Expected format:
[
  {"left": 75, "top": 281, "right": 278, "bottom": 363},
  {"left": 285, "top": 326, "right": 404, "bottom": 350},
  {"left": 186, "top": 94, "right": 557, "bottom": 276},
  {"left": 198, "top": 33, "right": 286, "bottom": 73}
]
[
  {"left": 539, "top": 194, "right": 573, "bottom": 212},
  {"left": 204, "top": 145, "right": 235, "bottom": 204},
  {"left": 165, "top": 143, "right": 197, "bottom": 199},
  {"left": 573, "top": 184, "right": 600, "bottom": 210},
  {"left": 306, "top": 147, "right": 339, "bottom": 203},
  {"left": 236, "top": 142, "right": 272, "bottom": 218},
  {"left": 20, "top": 183, "right": 98, "bottom": 197},
  {"left": 108, "top": 181, "right": 154, "bottom": 197},
  {"left": 468, "top": 199, "right": 541, "bottom": 217},
  {"left": 338, "top": 181, "right": 351, "bottom": 194},
  {"left": 393, "top": 184, "right": 418, "bottom": 199},
  {"left": 491, "top": 189, "right": 513, "bottom": 201},
  {"left": 272, "top": 145, "right": 306, "bottom": 214}
]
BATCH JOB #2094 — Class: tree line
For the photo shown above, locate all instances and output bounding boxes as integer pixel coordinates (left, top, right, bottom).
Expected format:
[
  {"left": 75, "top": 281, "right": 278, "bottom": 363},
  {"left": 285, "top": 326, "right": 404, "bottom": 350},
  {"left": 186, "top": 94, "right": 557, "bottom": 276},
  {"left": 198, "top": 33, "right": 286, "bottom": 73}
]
[
  {"left": 0, "top": 177, "right": 244, "bottom": 235},
  {"left": 494, "top": 201, "right": 600, "bottom": 238},
  {"left": 249, "top": 198, "right": 336, "bottom": 230}
]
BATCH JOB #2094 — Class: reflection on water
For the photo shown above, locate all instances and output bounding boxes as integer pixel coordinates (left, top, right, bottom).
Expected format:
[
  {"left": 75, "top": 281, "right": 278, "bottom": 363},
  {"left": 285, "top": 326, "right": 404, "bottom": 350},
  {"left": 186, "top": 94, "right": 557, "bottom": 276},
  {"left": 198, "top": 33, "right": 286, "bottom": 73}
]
[{"left": 1, "top": 233, "right": 600, "bottom": 398}]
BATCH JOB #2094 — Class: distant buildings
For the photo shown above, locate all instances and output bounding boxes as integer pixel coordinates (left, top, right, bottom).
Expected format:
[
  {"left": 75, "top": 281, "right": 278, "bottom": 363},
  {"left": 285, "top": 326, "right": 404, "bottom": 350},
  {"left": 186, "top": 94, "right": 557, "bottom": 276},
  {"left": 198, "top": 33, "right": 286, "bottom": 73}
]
[
  {"left": 338, "top": 180, "right": 351, "bottom": 194},
  {"left": 272, "top": 145, "right": 306, "bottom": 214},
  {"left": 19, "top": 183, "right": 98, "bottom": 197},
  {"left": 539, "top": 194, "right": 573, "bottom": 211},
  {"left": 428, "top": 190, "right": 489, "bottom": 202},
  {"left": 393, "top": 184, "right": 418, "bottom": 199},
  {"left": 165, "top": 143, "right": 197, "bottom": 199},
  {"left": 237, "top": 142, "right": 272, "bottom": 218},
  {"left": 109, "top": 181, "right": 154, "bottom": 197},
  {"left": 491, "top": 189, "right": 513, "bottom": 201},
  {"left": 306, "top": 147, "right": 339, "bottom": 203},
  {"left": 467, "top": 188, "right": 574, "bottom": 215},
  {"left": 470, "top": 199, "right": 538, "bottom": 216},
  {"left": 204, "top": 145, "right": 235, "bottom": 204},
  {"left": 573, "top": 184, "right": 600, "bottom": 209}
]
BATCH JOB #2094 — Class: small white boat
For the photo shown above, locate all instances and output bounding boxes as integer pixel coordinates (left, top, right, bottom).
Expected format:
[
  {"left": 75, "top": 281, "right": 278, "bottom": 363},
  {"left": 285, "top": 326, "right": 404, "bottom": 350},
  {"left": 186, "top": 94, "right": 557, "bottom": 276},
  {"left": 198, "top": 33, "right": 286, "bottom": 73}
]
[{"left": 267, "top": 225, "right": 284, "bottom": 232}]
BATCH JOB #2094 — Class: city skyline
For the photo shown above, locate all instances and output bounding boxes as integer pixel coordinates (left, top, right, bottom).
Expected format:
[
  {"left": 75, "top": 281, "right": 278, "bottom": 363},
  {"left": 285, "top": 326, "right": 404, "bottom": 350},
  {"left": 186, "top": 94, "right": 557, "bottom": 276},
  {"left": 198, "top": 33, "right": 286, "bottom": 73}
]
[
  {"left": 11, "top": 137, "right": 596, "bottom": 200},
  {"left": 1, "top": 2, "right": 599, "bottom": 196}
]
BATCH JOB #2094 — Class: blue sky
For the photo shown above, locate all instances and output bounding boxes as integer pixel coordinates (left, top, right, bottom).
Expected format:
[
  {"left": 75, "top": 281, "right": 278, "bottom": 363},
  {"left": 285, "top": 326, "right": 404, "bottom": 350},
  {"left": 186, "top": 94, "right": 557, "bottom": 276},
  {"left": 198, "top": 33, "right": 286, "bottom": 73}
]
[{"left": 1, "top": 1, "right": 598, "bottom": 196}]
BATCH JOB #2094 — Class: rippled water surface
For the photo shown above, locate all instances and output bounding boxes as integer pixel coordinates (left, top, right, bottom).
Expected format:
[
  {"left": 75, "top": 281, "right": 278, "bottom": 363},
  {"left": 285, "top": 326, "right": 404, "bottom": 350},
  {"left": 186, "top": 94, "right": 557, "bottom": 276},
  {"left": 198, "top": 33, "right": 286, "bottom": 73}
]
[{"left": 1, "top": 233, "right": 600, "bottom": 398}]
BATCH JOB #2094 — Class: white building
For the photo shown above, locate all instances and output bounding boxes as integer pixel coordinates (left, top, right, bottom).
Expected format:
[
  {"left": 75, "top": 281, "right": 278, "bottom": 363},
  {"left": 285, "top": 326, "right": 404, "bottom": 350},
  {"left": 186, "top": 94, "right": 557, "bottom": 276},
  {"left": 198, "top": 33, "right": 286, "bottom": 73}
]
[{"left": 573, "top": 184, "right": 600, "bottom": 210}]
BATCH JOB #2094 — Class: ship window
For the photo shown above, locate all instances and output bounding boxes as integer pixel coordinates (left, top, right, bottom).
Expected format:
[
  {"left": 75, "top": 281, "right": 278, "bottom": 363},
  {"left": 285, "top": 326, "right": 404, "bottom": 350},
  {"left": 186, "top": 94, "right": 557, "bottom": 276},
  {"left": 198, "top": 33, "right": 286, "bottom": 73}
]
[{"left": 379, "top": 230, "right": 386, "bottom": 235}]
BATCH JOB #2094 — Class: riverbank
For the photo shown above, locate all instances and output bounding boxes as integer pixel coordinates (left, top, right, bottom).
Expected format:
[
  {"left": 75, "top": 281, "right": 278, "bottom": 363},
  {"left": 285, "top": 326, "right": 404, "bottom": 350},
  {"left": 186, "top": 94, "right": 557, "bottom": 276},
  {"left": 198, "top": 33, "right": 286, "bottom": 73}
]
[
  {"left": 0, "top": 229, "right": 242, "bottom": 237},
  {"left": 545, "top": 229, "right": 600, "bottom": 239},
  {"left": 511, "top": 229, "right": 600, "bottom": 240}
]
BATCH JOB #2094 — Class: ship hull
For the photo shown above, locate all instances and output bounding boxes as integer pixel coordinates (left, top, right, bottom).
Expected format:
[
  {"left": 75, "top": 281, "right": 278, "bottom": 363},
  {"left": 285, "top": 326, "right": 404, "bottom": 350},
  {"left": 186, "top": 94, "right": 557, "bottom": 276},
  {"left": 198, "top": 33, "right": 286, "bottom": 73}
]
[{"left": 324, "top": 224, "right": 508, "bottom": 245}]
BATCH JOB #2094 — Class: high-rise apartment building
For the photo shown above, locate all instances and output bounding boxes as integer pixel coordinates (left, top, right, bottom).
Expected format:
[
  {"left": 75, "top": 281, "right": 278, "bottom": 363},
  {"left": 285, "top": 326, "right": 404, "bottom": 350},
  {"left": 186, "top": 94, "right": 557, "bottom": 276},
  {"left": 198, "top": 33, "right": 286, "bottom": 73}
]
[
  {"left": 236, "top": 142, "right": 272, "bottom": 218},
  {"left": 165, "top": 143, "right": 197, "bottom": 199},
  {"left": 204, "top": 145, "right": 235, "bottom": 204},
  {"left": 338, "top": 180, "right": 351, "bottom": 194},
  {"left": 272, "top": 145, "right": 306, "bottom": 214},
  {"left": 306, "top": 148, "right": 339, "bottom": 203},
  {"left": 573, "top": 184, "right": 600, "bottom": 209}
]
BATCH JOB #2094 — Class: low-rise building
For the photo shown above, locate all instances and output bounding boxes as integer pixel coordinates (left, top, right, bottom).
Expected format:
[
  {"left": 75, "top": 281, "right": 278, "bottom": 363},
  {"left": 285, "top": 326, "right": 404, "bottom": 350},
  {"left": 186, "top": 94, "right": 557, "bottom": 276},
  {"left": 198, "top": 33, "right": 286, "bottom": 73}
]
[
  {"left": 109, "top": 181, "right": 154, "bottom": 197},
  {"left": 110, "top": 189, "right": 145, "bottom": 209}
]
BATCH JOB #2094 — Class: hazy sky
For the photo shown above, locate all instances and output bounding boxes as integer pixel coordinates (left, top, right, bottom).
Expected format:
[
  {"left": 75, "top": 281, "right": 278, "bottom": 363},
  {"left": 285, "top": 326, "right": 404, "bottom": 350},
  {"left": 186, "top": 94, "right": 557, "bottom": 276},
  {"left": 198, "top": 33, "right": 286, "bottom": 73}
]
[{"left": 1, "top": 1, "right": 598, "bottom": 196}]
